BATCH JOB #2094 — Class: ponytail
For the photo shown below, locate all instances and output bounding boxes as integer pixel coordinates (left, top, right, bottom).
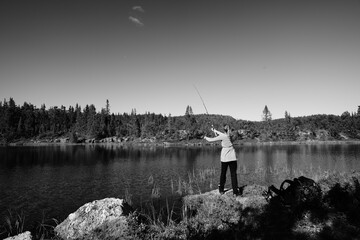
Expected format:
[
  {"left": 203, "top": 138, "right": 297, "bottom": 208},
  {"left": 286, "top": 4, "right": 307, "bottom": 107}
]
[
  {"left": 223, "top": 125, "right": 231, "bottom": 136},
  {"left": 224, "top": 124, "right": 235, "bottom": 143}
]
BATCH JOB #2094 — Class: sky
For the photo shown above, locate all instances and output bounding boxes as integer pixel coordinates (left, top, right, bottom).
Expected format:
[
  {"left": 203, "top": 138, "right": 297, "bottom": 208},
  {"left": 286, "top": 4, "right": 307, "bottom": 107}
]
[{"left": 1, "top": 0, "right": 360, "bottom": 121}]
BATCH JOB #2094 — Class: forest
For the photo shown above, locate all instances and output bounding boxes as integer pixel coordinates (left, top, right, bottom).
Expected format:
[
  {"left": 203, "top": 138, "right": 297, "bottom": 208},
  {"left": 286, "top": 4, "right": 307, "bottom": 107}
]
[{"left": 1, "top": 98, "right": 360, "bottom": 144}]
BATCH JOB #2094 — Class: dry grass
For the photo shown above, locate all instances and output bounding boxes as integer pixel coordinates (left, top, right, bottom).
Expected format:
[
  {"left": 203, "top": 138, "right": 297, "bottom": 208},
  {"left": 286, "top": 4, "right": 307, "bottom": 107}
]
[
  {"left": 0, "top": 210, "right": 61, "bottom": 240},
  {"left": 171, "top": 167, "right": 217, "bottom": 197},
  {"left": 126, "top": 170, "right": 360, "bottom": 240},
  {"left": 238, "top": 164, "right": 348, "bottom": 188}
]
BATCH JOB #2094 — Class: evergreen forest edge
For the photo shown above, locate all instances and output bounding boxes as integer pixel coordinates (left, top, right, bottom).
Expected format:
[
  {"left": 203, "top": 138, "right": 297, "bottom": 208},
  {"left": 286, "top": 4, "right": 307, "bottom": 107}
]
[{"left": 1, "top": 98, "right": 360, "bottom": 144}]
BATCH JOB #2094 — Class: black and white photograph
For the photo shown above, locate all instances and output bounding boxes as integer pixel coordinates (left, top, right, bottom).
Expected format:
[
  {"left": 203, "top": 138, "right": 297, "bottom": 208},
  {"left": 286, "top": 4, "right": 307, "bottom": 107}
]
[{"left": 1, "top": 0, "right": 360, "bottom": 239}]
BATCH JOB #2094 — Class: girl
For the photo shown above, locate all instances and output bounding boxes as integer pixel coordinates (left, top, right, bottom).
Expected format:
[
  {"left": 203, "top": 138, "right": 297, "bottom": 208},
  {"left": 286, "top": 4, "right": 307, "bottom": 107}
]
[{"left": 204, "top": 125, "right": 240, "bottom": 195}]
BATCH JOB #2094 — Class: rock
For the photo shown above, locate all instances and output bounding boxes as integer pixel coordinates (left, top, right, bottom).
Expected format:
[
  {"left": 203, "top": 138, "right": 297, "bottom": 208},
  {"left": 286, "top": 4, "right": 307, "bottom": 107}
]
[
  {"left": 99, "top": 137, "right": 120, "bottom": 143},
  {"left": 60, "top": 138, "right": 69, "bottom": 143},
  {"left": 183, "top": 191, "right": 242, "bottom": 234},
  {"left": 85, "top": 138, "right": 96, "bottom": 143},
  {"left": 237, "top": 184, "right": 268, "bottom": 209},
  {"left": 4, "top": 231, "right": 32, "bottom": 240},
  {"left": 77, "top": 137, "right": 86, "bottom": 143},
  {"left": 182, "top": 185, "right": 268, "bottom": 237},
  {"left": 54, "top": 198, "right": 133, "bottom": 240}
]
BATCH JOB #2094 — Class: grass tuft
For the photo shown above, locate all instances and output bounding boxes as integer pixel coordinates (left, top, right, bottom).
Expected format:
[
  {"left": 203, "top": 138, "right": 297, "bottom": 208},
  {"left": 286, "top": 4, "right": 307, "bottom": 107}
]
[
  {"left": 34, "top": 212, "right": 60, "bottom": 240},
  {"left": 124, "top": 187, "right": 133, "bottom": 206},
  {"left": 0, "top": 210, "right": 61, "bottom": 240},
  {"left": 2, "top": 209, "right": 26, "bottom": 238}
]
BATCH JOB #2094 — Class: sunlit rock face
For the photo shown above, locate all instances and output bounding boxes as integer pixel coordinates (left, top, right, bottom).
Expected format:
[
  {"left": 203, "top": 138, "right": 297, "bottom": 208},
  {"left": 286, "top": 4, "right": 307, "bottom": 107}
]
[
  {"left": 4, "top": 231, "right": 32, "bottom": 240},
  {"left": 54, "top": 198, "right": 132, "bottom": 240}
]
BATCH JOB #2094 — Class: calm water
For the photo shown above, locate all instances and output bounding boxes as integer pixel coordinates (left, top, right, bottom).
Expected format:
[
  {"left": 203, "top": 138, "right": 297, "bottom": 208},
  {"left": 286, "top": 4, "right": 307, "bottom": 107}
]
[{"left": 1, "top": 143, "right": 360, "bottom": 229}]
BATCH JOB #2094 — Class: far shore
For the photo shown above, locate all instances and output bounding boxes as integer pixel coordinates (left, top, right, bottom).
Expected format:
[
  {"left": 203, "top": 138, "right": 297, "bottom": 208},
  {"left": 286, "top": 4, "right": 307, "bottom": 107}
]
[{"left": 2, "top": 138, "right": 360, "bottom": 147}]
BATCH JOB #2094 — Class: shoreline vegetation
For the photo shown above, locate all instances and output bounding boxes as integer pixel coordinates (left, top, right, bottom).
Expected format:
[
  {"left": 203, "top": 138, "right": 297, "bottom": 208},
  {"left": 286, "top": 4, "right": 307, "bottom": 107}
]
[
  {"left": 1, "top": 98, "right": 360, "bottom": 146},
  {"left": 3, "top": 172, "right": 360, "bottom": 240}
]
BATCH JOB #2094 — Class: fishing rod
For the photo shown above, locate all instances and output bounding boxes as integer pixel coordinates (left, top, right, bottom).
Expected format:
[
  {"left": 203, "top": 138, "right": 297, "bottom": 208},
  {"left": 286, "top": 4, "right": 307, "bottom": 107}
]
[
  {"left": 193, "top": 84, "right": 214, "bottom": 129},
  {"left": 193, "top": 84, "right": 209, "bottom": 115}
]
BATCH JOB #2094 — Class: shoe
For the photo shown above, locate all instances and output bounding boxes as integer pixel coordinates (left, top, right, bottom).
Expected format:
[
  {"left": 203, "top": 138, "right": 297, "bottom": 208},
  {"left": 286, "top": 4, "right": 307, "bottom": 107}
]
[
  {"left": 218, "top": 185, "right": 225, "bottom": 195},
  {"left": 233, "top": 187, "right": 242, "bottom": 196}
]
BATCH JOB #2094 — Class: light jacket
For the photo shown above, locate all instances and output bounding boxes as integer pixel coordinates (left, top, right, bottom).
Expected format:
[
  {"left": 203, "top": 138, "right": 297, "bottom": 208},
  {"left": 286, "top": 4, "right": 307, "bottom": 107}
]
[{"left": 204, "top": 129, "right": 237, "bottom": 162}]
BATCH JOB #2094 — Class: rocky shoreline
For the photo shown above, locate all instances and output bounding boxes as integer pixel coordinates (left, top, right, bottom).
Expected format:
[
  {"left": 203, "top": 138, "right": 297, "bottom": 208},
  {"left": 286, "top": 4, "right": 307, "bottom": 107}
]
[
  {"left": 6, "top": 172, "right": 360, "bottom": 240},
  {"left": 2, "top": 136, "right": 360, "bottom": 147}
]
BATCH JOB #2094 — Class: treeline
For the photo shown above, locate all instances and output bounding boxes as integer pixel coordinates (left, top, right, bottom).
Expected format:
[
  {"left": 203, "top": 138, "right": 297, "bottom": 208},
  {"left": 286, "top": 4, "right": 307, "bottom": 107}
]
[
  {"left": 1, "top": 98, "right": 360, "bottom": 144},
  {"left": 0, "top": 99, "right": 234, "bottom": 143},
  {"left": 239, "top": 113, "right": 360, "bottom": 142}
]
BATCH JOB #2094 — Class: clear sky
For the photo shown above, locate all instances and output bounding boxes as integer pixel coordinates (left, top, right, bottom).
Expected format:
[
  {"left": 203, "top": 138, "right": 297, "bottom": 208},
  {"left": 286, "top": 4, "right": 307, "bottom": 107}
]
[{"left": 1, "top": 0, "right": 360, "bottom": 121}]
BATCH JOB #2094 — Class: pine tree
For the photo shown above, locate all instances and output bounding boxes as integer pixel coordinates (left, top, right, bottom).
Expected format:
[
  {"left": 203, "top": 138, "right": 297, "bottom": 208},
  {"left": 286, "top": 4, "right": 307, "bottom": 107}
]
[
  {"left": 86, "top": 104, "right": 97, "bottom": 137},
  {"left": 285, "top": 111, "right": 291, "bottom": 123},
  {"left": 105, "top": 99, "right": 110, "bottom": 115},
  {"left": 185, "top": 105, "right": 189, "bottom": 116},
  {"left": 262, "top": 105, "right": 272, "bottom": 121},
  {"left": 185, "top": 105, "right": 194, "bottom": 116},
  {"left": 134, "top": 117, "right": 141, "bottom": 137},
  {"left": 17, "top": 117, "right": 23, "bottom": 134},
  {"left": 167, "top": 114, "right": 172, "bottom": 138},
  {"left": 108, "top": 114, "right": 116, "bottom": 137},
  {"left": 185, "top": 105, "right": 196, "bottom": 140},
  {"left": 341, "top": 111, "right": 350, "bottom": 119},
  {"left": 74, "top": 104, "right": 85, "bottom": 134}
]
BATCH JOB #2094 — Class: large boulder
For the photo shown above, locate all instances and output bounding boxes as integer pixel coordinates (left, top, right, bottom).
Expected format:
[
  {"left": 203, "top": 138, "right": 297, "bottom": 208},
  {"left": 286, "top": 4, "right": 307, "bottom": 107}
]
[
  {"left": 182, "top": 185, "right": 267, "bottom": 238},
  {"left": 54, "top": 198, "right": 132, "bottom": 240},
  {"left": 4, "top": 231, "right": 32, "bottom": 240}
]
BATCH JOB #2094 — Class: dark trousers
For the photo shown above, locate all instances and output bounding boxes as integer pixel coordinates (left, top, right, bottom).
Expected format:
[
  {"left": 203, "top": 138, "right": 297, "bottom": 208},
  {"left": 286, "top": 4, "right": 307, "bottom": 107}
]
[{"left": 220, "top": 161, "right": 238, "bottom": 193}]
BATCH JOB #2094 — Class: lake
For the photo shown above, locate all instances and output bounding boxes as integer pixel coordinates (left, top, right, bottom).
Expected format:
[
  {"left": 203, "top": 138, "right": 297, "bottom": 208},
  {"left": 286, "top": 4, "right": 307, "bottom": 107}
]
[{"left": 1, "top": 143, "right": 360, "bottom": 230}]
